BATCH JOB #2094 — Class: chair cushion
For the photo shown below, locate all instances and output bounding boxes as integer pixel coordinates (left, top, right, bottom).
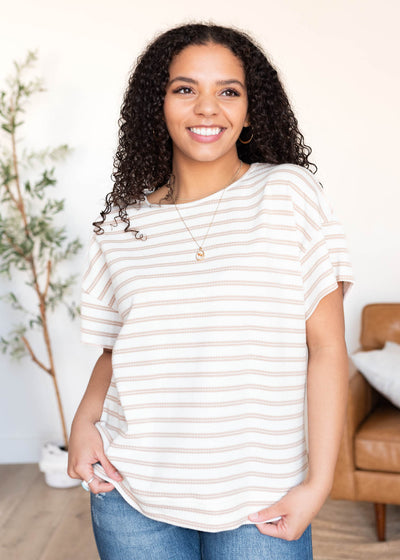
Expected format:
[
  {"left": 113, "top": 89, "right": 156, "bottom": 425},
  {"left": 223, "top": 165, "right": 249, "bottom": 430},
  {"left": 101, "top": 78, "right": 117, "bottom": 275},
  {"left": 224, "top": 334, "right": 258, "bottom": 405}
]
[
  {"left": 355, "top": 404, "right": 400, "bottom": 473},
  {"left": 351, "top": 341, "right": 400, "bottom": 409}
]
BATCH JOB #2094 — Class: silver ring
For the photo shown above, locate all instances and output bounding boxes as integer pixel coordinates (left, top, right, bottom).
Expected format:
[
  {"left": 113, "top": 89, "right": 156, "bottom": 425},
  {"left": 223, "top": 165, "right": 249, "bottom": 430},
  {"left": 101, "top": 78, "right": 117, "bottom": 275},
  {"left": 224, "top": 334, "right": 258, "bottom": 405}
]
[{"left": 81, "top": 475, "right": 95, "bottom": 491}]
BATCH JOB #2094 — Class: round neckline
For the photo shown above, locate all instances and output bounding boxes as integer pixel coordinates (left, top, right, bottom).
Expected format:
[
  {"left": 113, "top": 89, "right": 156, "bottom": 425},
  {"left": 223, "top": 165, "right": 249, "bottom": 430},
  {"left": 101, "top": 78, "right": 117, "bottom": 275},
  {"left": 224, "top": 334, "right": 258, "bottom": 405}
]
[{"left": 142, "top": 163, "right": 257, "bottom": 209}]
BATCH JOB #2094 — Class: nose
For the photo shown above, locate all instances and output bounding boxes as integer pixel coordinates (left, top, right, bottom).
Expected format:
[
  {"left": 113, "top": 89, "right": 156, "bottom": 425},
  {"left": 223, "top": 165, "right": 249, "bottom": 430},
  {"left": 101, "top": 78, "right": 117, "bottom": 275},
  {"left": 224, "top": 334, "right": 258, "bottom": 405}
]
[{"left": 194, "top": 92, "right": 219, "bottom": 117}]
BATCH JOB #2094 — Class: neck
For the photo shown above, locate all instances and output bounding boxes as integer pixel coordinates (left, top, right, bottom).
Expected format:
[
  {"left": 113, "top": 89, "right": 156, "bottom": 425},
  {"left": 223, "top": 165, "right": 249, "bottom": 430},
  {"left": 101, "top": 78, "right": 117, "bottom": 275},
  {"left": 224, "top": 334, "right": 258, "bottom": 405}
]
[{"left": 170, "top": 154, "right": 246, "bottom": 203}]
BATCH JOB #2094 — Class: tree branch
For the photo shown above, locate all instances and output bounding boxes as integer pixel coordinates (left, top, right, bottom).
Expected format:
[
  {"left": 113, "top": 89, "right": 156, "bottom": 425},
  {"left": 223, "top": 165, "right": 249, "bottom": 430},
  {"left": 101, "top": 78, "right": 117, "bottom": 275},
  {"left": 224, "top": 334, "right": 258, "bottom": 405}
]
[
  {"left": 10, "top": 97, "right": 29, "bottom": 234},
  {"left": 43, "top": 260, "right": 51, "bottom": 298},
  {"left": 3, "top": 230, "right": 27, "bottom": 258},
  {"left": 2, "top": 180, "right": 19, "bottom": 208},
  {"left": 21, "top": 336, "right": 52, "bottom": 376}
]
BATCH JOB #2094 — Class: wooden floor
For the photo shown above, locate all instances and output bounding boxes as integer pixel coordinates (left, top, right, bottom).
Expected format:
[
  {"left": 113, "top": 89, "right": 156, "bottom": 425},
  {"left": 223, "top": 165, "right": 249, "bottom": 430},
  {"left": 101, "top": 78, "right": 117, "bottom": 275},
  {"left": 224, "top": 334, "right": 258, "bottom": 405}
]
[{"left": 0, "top": 464, "right": 399, "bottom": 559}]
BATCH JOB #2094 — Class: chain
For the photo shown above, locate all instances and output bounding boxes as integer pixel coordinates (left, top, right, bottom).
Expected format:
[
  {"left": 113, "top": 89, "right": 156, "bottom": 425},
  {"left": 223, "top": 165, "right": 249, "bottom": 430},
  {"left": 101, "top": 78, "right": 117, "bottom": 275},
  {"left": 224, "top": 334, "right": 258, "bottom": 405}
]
[{"left": 172, "top": 161, "right": 243, "bottom": 261}]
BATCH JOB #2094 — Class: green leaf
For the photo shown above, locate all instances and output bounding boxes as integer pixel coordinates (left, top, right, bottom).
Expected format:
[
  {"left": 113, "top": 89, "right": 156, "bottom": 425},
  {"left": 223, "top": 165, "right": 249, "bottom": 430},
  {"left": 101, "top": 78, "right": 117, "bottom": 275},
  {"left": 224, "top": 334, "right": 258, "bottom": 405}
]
[
  {"left": 0, "top": 49, "right": 83, "bottom": 371},
  {"left": 0, "top": 324, "right": 28, "bottom": 361}
]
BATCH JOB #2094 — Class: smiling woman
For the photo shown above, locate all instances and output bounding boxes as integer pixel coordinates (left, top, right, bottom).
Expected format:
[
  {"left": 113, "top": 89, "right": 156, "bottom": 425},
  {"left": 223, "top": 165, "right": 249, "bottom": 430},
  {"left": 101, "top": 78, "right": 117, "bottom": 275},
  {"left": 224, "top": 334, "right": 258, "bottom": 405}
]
[
  {"left": 164, "top": 44, "right": 249, "bottom": 160},
  {"left": 68, "top": 22, "right": 354, "bottom": 560},
  {"left": 159, "top": 42, "right": 250, "bottom": 204}
]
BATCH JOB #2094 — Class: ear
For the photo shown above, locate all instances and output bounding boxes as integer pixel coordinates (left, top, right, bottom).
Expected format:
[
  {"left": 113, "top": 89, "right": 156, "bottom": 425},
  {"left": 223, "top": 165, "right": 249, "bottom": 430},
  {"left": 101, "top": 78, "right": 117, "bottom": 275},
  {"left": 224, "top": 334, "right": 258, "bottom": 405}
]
[{"left": 243, "top": 114, "right": 250, "bottom": 128}]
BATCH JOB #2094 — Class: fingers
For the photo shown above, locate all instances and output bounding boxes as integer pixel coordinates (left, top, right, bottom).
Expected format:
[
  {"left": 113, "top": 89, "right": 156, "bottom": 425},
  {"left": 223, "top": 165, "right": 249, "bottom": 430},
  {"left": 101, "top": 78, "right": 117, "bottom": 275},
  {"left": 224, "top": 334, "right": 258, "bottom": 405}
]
[
  {"left": 85, "top": 453, "right": 124, "bottom": 494},
  {"left": 99, "top": 452, "right": 123, "bottom": 482},
  {"left": 249, "top": 511, "right": 301, "bottom": 540},
  {"left": 86, "top": 475, "right": 116, "bottom": 494},
  {"left": 68, "top": 455, "right": 123, "bottom": 494},
  {"left": 248, "top": 503, "right": 307, "bottom": 541},
  {"left": 256, "top": 517, "right": 306, "bottom": 541},
  {"left": 77, "top": 464, "right": 117, "bottom": 494},
  {"left": 255, "top": 520, "right": 282, "bottom": 538},
  {"left": 248, "top": 504, "right": 282, "bottom": 524},
  {"left": 248, "top": 504, "right": 289, "bottom": 539},
  {"left": 248, "top": 480, "right": 324, "bottom": 540}
]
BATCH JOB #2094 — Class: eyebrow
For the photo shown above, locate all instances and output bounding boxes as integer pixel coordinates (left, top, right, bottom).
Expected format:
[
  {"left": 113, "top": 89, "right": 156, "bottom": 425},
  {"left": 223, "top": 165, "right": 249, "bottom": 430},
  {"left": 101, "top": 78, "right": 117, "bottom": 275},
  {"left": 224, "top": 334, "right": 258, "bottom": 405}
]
[{"left": 168, "top": 77, "right": 245, "bottom": 88}]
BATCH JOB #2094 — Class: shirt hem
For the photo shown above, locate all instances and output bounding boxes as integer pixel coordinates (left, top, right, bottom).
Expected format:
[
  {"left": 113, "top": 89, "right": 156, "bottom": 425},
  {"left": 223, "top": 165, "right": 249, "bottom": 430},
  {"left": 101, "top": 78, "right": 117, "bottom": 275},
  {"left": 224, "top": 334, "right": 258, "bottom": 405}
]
[{"left": 93, "top": 422, "right": 287, "bottom": 533}]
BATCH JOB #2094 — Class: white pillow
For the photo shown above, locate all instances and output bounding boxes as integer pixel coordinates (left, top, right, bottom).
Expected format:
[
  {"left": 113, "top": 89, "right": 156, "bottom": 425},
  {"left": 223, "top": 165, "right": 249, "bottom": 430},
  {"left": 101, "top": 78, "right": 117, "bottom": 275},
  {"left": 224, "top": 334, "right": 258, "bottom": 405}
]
[{"left": 351, "top": 341, "right": 400, "bottom": 409}]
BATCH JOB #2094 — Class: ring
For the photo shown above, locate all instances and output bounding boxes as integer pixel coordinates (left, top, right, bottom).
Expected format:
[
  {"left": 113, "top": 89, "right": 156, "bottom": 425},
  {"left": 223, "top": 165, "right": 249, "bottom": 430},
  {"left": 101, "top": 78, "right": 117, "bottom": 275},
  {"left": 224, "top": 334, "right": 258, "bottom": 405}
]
[{"left": 81, "top": 476, "right": 95, "bottom": 491}]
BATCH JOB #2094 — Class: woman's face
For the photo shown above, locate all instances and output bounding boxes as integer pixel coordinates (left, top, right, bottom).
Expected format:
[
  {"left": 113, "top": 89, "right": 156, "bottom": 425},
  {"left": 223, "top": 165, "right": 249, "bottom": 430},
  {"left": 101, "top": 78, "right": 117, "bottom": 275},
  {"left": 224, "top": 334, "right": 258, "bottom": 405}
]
[{"left": 163, "top": 43, "right": 249, "bottom": 165}]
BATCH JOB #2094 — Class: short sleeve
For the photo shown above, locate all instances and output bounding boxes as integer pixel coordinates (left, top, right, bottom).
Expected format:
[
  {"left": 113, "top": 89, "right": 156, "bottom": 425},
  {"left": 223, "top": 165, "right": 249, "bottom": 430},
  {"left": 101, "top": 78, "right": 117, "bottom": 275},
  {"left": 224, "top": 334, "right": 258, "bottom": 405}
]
[
  {"left": 80, "top": 235, "right": 123, "bottom": 349},
  {"left": 291, "top": 168, "right": 354, "bottom": 320}
]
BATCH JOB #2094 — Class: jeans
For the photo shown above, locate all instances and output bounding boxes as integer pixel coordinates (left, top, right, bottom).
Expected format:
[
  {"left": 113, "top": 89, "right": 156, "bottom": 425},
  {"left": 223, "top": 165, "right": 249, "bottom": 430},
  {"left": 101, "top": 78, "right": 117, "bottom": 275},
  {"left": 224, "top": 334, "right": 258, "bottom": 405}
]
[{"left": 90, "top": 488, "right": 313, "bottom": 559}]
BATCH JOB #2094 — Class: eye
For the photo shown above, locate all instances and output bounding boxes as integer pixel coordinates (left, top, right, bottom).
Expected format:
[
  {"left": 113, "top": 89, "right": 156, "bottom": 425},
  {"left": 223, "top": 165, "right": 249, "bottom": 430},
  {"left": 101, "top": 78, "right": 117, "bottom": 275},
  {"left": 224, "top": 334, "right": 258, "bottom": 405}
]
[
  {"left": 173, "top": 86, "right": 194, "bottom": 94},
  {"left": 221, "top": 88, "right": 240, "bottom": 97}
]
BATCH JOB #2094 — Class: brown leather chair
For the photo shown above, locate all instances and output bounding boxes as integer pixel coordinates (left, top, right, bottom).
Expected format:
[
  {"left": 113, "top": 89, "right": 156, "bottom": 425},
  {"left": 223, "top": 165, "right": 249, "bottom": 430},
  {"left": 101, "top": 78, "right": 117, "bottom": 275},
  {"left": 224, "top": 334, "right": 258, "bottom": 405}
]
[{"left": 331, "top": 303, "right": 400, "bottom": 541}]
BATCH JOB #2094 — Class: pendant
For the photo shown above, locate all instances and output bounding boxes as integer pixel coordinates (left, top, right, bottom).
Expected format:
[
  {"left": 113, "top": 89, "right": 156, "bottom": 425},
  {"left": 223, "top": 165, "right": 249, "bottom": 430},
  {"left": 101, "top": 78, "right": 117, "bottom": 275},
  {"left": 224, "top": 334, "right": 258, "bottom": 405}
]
[{"left": 196, "top": 248, "right": 205, "bottom": 261}]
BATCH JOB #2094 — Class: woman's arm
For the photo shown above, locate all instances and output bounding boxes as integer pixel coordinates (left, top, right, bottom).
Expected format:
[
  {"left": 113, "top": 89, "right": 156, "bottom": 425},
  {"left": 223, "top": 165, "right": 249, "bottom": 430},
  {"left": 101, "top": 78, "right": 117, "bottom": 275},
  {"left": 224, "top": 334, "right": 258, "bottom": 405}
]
[
  {"left": 68, "top": 349, "right": 123, "bottom": 492},
  {"left": 72, "top": 348, "right": 114, "bottom": 424},
  {"left": 248, "top": 284, "right": 348, "bottom": 540},
  {"left": 304, "top": 283, "right": 348, "bottom": 495}
]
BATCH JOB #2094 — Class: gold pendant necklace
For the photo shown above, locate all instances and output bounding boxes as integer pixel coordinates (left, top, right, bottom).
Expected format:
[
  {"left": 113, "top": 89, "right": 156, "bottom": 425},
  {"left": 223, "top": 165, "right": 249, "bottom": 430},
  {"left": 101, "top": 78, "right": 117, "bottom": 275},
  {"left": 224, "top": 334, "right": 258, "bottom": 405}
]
[
  {"left": 196, "top": 247, "right": 205, "bottom": 261},
  {"left": 172, "top": 161, "right": 243, "bottom": 262}
]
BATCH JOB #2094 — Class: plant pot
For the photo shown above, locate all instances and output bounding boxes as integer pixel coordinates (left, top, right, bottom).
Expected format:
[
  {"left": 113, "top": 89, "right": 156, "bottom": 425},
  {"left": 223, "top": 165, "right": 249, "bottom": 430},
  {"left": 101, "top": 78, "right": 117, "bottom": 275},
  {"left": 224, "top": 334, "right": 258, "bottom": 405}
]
[{"left": 38, "top": 441, "right": 81, "bottom": 488}]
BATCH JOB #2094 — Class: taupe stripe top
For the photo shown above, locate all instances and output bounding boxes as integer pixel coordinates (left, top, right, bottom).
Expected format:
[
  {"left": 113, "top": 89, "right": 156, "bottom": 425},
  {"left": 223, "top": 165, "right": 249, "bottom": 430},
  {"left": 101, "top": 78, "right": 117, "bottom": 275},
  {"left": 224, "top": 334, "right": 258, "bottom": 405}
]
[{"left": 80, "top": 162, "right": 354, "bottom": 531}]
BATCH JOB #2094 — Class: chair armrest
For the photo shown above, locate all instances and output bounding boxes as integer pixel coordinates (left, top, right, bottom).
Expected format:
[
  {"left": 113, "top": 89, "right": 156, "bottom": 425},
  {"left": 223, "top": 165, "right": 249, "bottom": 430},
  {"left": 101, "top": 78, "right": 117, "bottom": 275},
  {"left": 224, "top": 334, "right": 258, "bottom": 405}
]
[
  {"left": 331, "top": 358, "right": 379, "bottom": 499},
  {"left": 347, "top": 360, "right": 379, "bottom": 435}
]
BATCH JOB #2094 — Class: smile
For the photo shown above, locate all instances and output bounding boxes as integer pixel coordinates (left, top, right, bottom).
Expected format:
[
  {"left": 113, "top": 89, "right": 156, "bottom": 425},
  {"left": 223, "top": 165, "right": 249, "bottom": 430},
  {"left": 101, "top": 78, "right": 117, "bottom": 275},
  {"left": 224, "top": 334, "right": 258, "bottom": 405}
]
[{"left": 188, "top": 127, "right": 224, "bottom": 136}]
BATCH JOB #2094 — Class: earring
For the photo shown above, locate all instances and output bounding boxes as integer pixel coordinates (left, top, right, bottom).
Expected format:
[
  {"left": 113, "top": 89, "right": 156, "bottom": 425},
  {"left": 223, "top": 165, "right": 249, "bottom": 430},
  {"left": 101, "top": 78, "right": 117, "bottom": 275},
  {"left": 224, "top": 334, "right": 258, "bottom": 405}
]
[{"left": 239, "top": 126, "right": 253, "bottom": 144}]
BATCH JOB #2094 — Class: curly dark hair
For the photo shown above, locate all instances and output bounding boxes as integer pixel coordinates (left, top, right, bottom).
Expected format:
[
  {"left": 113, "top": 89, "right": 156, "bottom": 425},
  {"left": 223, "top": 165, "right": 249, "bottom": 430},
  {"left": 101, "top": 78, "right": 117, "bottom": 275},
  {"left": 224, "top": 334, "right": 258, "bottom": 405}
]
[{"left": 93, "top": 22, "right": 316, "bottom": 235}]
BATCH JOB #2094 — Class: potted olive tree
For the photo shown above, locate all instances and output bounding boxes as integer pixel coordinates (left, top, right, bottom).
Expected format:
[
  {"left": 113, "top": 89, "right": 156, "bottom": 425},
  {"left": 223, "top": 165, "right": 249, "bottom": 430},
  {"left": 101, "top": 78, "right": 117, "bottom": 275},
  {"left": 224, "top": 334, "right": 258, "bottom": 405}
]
[{"left": 0, "top": 51, "right": 82, "bottom": 487}]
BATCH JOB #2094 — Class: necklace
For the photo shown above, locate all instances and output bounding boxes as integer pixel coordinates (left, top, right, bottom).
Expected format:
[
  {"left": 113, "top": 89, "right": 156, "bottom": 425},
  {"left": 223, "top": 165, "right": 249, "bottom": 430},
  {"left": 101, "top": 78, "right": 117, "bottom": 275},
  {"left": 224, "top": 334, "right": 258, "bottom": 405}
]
[{"left": 172, "top": 161, "right": 243, "bottom": 262}]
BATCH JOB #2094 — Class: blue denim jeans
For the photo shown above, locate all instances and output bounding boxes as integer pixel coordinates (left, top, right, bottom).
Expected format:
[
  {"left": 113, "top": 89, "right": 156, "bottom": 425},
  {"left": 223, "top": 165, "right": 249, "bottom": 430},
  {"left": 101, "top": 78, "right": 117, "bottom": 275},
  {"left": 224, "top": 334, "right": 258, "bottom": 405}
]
[{"left": 90, "top": 488, "right": 313, "bottom": 559}]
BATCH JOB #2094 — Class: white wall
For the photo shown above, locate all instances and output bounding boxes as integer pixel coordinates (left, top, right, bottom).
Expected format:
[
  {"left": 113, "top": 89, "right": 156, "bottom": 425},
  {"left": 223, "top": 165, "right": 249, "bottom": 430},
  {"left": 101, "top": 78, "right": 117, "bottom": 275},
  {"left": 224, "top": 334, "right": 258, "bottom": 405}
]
[{"left": 1, "top": 0, "right": 399, "bottom": 462}]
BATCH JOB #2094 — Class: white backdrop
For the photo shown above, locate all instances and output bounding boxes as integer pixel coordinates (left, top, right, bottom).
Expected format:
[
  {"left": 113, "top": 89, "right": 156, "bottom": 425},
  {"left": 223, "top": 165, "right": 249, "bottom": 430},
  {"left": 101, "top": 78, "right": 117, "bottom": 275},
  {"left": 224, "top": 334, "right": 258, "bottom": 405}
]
[{"left": 1, "top": 0, "right": 399, "bottom": 462}]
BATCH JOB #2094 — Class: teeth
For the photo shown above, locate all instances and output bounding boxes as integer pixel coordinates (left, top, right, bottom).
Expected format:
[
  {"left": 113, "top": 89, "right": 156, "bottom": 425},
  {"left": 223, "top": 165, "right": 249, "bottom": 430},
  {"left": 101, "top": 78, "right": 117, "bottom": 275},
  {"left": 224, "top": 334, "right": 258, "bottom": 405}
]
[{"left": 189, "top": 127, "right": 222, "bottom": 136}]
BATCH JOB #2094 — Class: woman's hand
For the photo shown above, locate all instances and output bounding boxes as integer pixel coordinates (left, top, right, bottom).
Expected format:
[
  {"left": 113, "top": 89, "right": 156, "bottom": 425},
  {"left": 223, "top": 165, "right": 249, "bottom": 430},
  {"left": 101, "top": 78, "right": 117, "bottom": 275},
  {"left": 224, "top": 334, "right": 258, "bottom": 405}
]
[
  {"left": 67, "top": 418, "right": 123, "bottom": 493},
  {"left": 247, "top": 479, "right": 329, "bottom": 541}
]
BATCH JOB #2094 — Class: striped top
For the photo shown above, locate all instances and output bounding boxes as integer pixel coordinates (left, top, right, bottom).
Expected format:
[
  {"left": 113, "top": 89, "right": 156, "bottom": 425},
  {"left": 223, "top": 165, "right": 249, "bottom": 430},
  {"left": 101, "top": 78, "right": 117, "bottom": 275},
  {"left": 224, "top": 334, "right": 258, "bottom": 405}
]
[{"left": 80, "top": 162, "right": 354, "bottom": 532}]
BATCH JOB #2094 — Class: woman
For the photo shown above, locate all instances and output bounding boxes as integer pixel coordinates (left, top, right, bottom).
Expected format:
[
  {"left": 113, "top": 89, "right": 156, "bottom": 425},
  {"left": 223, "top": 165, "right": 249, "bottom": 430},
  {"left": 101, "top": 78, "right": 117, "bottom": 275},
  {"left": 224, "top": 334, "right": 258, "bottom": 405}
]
[{"left": 68, "top": 23, "right": 354, "bottom": 560}]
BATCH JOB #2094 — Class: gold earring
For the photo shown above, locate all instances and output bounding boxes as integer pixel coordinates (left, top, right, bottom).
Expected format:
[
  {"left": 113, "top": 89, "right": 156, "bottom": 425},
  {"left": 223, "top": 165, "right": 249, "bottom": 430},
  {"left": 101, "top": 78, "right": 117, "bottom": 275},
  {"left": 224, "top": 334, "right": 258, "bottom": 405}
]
[{"left": 239, "top": 126, "right": 253, "bottom": 144}]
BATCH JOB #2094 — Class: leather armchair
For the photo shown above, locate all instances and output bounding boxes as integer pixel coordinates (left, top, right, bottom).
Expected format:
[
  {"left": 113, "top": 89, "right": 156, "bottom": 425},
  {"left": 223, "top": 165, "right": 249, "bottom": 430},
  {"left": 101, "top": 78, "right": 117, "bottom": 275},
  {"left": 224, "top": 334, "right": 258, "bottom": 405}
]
[{"left": 331, "top": 303, "right": 400, "bottom": 541}]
